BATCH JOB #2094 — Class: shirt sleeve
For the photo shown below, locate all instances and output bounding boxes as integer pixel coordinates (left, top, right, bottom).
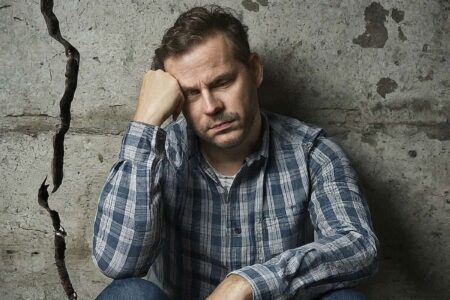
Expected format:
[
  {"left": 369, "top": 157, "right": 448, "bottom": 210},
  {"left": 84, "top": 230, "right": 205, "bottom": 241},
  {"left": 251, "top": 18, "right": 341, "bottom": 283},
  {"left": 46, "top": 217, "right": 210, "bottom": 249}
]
[
  {"left": 228, "top": 134, "right": 379, "bottom": 299},
  {"left": 91, "top": 121, "right": 170, "bottom": 278}
]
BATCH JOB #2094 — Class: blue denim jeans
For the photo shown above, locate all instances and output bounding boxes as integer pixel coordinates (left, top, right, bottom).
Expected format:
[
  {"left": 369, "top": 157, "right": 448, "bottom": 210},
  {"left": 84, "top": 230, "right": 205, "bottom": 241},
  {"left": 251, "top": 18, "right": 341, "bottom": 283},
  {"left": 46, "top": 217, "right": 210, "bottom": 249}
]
[{"left": 96, "top": 278, "right": 365, "bottom": 299}]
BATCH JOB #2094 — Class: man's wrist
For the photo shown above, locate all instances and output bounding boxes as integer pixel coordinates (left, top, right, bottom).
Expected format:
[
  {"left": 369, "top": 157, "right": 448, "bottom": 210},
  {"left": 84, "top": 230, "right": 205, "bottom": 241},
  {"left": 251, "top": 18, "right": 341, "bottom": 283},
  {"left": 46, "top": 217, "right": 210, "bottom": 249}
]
[
  {"left": 227, "top": 274, "right": 253, "bottom": 300},
  {"left": 132, "top": 115, "right": 164, "bottom": 126}
]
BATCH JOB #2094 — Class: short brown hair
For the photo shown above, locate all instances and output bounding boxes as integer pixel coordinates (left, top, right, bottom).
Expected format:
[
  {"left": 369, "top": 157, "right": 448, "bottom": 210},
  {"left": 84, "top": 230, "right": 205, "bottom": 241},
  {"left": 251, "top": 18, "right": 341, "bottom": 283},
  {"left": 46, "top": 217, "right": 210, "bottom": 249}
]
[{"left": 152, "top": 5, "right": 251, "bottom": 70}]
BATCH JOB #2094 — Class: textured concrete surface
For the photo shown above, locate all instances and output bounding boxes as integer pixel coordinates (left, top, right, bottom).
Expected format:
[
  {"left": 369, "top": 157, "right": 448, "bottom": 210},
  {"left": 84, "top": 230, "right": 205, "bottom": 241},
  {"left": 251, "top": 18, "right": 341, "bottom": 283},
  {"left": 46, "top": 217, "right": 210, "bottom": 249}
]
[{"left": 1, "top": 0, "right": 449, "bottom": 299}]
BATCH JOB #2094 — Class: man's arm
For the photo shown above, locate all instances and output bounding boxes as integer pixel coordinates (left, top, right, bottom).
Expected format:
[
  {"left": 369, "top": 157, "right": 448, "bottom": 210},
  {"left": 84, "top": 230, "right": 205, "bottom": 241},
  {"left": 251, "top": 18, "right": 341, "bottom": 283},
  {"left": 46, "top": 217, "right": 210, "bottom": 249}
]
[
  {"left": 91, "top": 70, "right": 185, "bottom": 278},
  {"left": 228, "top": 134, "right": 379, "bottom": 299}
]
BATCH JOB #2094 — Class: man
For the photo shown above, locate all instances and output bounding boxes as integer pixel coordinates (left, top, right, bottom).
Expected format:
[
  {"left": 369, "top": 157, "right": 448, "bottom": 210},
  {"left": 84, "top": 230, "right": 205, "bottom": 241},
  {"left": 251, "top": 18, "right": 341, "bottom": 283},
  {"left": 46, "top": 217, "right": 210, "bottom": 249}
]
[{"left": 92, "top": 5, "right": 378, "bottom": 300}]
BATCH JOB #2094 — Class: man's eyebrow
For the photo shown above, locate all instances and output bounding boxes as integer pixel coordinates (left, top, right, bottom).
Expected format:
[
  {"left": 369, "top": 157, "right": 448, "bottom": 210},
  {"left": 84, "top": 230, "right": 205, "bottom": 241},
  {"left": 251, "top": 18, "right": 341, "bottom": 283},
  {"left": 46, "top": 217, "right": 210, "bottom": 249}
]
[
  {"left": 180, "top": 71, "right": 236, "bottom": 91},
  {"left": 208, "top": 72, "right": 236, "bottom": 87}
]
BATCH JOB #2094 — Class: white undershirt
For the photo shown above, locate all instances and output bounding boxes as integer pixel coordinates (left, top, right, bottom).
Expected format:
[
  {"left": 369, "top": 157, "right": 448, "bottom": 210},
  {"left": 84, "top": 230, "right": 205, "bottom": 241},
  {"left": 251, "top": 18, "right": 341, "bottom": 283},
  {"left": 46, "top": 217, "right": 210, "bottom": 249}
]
[
  {"left": 202, "top": 154, "right": 236, "bottom": 192},
  {"left": 215, "top": 172, "right": 235, "bottom": 192}
]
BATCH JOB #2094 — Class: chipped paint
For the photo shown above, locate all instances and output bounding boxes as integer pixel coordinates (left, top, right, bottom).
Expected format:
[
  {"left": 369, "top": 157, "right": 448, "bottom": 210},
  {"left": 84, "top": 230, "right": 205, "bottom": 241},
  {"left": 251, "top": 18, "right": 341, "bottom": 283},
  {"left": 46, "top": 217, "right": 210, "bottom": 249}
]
[
  {"left": 391, "top": 8, "right": 405, "bottom": 23},
  {"left": 376, "top": 77, "right": 398, "bottom": 98},
  {"left": 242, "top": 0, "right": 260, "bottom": 12},
  {"left": 353, "top": 2, "right": 389, "bottom": 48}
]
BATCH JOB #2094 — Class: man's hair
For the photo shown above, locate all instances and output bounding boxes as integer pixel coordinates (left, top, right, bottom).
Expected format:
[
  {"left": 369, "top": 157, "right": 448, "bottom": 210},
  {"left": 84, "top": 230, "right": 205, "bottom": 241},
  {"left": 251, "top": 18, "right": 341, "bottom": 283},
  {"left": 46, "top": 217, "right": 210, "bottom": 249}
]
[{"left": 151, "top": 5, "right": 250, "bottom": 70}]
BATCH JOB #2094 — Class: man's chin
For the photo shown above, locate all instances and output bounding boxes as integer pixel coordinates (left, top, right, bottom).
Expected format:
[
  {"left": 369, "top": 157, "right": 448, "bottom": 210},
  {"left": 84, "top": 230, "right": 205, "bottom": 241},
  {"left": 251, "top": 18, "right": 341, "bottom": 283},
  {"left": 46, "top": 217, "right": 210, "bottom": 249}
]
[{"left": 204, "top": 133, "right": 243, "bottom": 149}]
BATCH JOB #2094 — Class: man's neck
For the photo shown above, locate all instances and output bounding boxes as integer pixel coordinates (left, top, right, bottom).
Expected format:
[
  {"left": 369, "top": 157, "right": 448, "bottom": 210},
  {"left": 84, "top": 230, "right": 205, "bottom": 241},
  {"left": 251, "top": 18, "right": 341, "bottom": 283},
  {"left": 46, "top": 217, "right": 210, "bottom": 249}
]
[{"left": 201, "top": 114, "right": 262, "bottom": 176}]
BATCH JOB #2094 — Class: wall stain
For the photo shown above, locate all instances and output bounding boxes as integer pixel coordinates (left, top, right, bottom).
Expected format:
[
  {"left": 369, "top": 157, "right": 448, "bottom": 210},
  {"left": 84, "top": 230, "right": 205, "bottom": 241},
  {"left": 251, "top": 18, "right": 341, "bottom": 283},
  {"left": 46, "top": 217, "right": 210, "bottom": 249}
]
[
  {"left": 371, "top": 98, "right": 442, "bottom": 114},
  {"left": 441, "top": 80, "right": 450, "bottom": 87},
  {"left": 376, "top": 77, "right": 398, "bottom": 98},
  {"left": 398, "top": 26, "right": 407, "bottom": 41},
  {"left": 353, "top": 2, "right": 389, "bottom": 48},
  {"left": 363, "top": 121, "right": 449, "bottom": 141},
  {"left": 408, "top": 150, "right": 417, "bottom": 158},
  {"left": 421, "top": 123, "right": 450, "bottom": 141},
  {"left": 431, "top": 231, "right": 442, "bottom": 238},
  {"left": 361, "top": 123, "right": 386, "bottom": 147},
  {"left": 391, "top": 8, "right": 405, "bottom": 23},
  {"left": 256, "top": 0, "right": 268, "bottom": 6},
  {"left": 242, "top": 0, "right": 260, "bottom": 12},
  {"left": 418, "top": 70, "right": 434, "bottom": 82},
  {"left": 361, "top": 133, "right": 378, "bottom": 147}
]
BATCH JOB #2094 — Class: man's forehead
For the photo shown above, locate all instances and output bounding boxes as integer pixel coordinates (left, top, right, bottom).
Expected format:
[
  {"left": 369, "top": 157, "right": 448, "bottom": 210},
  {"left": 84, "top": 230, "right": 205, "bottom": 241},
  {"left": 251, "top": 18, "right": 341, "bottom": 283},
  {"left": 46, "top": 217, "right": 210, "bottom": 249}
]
[{"left": 164, "top": 34, "right": 238, "bottom": 87}]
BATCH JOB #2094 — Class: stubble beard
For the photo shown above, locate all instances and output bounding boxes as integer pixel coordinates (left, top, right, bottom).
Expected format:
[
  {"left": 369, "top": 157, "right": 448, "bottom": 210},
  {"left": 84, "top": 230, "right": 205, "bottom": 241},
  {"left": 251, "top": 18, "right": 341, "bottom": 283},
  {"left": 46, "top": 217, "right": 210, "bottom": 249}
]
[{"left": 194, "top": 111, "right": 246, "bottom": 149}]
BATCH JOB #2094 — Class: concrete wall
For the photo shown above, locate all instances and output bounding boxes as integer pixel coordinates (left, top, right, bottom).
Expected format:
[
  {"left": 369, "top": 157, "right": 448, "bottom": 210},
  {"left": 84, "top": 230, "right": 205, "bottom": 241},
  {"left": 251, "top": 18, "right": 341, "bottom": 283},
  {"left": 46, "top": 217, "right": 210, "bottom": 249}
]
[{"left": 1, "top": 0, "right": 448, "bottom": 299}]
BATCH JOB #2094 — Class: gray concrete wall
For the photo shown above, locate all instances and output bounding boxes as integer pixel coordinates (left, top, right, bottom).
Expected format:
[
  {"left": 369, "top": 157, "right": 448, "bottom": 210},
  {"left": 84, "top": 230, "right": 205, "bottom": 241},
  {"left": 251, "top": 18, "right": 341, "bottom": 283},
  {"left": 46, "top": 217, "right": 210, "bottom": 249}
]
[{"left": 1, "top": 0, "right": 448, "bottom": 299}]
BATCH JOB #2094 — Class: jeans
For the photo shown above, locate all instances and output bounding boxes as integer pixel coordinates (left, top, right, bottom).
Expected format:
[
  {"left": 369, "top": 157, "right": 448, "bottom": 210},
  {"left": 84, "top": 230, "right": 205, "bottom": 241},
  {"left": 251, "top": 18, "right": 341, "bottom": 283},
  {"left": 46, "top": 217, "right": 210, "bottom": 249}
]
[{"left": 96, "top": 278, "right": 366, "bottom": 300}]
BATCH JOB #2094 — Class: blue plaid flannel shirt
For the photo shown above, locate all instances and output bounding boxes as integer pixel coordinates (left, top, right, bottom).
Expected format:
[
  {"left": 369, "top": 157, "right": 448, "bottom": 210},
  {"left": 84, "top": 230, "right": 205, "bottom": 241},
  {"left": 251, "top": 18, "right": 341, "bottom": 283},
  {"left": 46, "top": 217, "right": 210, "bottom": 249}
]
[{"left": 92, "top": 110, "right": 378, "bottom": 299}]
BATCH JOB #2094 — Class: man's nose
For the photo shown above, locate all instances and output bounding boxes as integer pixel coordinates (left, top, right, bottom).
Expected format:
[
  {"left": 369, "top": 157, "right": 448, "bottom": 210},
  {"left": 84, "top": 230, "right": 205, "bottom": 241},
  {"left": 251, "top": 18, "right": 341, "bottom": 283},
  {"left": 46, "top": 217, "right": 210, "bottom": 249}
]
[{"left": 202, "top": 90, "right": 224, "bottom": 115}]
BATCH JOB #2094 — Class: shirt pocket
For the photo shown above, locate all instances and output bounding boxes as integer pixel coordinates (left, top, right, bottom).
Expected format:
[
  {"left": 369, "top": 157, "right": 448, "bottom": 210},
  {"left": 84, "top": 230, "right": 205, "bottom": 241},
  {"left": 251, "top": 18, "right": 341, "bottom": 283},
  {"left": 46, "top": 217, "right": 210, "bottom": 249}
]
[{"left": 262, "top": 211, "right": 305, "bottom": 260}]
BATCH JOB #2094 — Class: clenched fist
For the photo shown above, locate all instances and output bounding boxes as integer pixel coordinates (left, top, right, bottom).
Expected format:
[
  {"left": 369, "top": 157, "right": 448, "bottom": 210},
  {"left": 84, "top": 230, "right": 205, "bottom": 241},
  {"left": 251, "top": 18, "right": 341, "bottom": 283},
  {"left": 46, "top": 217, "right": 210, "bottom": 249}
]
[{"left": 132, "top": 70, "right": 185, "bottom": 126}]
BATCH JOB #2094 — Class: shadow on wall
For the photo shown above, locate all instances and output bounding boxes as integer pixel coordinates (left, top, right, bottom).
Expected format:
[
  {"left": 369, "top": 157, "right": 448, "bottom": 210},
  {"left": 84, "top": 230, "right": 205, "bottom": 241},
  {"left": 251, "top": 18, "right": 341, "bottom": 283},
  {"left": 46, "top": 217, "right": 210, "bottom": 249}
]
[
  {"left": 259, "top": 57, "right": 447, "bottom": 298},
  {"left": 259, "top": 55, "right": 307, "bottom": 121},
  {"left": 356, "top": 164, "right": 447, "bottom": 299}
]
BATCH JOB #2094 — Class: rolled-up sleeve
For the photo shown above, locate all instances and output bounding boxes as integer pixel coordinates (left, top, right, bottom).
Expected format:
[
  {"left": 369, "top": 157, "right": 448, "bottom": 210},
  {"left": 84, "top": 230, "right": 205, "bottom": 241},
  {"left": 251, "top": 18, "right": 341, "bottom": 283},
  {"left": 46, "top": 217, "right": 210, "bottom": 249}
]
[{"left": 229, "top": 134, "right": 379, "bottom": 299}]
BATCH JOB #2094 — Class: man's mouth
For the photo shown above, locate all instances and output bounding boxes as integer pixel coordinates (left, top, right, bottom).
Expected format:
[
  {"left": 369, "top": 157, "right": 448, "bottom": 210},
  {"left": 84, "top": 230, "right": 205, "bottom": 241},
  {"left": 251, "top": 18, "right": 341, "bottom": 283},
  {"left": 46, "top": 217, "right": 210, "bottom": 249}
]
[{"left": 210, "top": 120, "right": 234, "bottom": 131}]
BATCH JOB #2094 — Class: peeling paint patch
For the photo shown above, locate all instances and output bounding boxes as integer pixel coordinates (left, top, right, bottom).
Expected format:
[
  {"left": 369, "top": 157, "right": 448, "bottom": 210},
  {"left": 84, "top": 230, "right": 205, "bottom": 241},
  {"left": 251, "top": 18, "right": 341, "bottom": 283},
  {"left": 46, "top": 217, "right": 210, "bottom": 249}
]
[
  {"left": 353, "top": 2, "right": 389, "bottom": 48},
  {"left": 398, "top": 27, "right": 407, "bottom": 41},
  {"left": 242, "top": 0, "right": 260, "bottom": 12},
  {"left": 391, "top": 8, "right": 405, "bottom": 23},
  {"left": 376, "top": 77, "right": 398, "bottom": 98}
]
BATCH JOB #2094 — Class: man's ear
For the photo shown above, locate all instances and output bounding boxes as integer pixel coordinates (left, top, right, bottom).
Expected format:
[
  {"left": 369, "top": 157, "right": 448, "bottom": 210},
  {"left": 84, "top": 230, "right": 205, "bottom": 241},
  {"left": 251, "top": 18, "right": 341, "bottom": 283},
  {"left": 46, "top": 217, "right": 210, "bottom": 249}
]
[{"left": 249, "top": 53, "right": 263, "bottom": 87}]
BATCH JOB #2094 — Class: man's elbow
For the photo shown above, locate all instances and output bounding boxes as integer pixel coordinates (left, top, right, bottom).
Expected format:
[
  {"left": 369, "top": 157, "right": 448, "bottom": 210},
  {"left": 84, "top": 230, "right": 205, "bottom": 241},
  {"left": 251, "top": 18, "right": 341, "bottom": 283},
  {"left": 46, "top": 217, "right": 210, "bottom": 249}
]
[
  {"left": 91, "top": 252, "right": 149, "bottom": 279},
  {"left": 360, "top": 232, "right": 379, "bottom": 277}
]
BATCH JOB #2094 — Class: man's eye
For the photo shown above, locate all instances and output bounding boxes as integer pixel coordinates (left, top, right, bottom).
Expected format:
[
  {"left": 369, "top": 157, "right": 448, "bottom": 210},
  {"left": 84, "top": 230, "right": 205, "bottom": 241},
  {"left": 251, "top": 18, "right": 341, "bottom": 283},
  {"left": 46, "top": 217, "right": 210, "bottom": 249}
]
[
  {"left": 218, "top": 79, "right": 231, "bottom": 87},
  {"left": 185, "top": 90, "right": 200, "bottom": 98}
]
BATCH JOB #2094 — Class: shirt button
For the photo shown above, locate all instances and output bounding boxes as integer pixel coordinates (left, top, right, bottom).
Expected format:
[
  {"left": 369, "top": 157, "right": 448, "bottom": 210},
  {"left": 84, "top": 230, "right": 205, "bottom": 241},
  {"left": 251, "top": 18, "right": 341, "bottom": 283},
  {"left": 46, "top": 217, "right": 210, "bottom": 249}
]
[{"left": 234, "top": 228, "right": 241, "bottom": 234}]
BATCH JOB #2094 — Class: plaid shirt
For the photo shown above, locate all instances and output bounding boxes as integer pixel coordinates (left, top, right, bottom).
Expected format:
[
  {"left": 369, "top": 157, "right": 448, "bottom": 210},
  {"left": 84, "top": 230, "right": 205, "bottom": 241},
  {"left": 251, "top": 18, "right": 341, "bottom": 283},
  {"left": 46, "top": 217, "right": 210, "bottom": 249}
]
[{"left": 92, "top": 111, "right": 378, "bottom": 299}]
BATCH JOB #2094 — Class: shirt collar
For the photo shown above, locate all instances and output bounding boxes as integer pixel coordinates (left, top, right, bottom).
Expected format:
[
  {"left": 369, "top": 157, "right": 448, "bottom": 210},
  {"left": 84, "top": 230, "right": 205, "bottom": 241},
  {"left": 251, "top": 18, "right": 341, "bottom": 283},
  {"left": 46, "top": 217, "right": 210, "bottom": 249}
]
[{"left": 244, "top": 110, "right": 270, "bottom": 166}]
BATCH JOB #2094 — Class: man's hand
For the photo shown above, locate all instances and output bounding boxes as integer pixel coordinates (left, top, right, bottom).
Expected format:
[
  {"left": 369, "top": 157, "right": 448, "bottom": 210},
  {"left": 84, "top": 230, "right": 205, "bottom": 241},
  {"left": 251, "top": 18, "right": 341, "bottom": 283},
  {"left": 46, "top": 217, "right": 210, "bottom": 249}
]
[
  {"left": 206, "top": 274, "right": 253, "bottom": 300},
  {"left": 132, "top": 70, "right": 184, "bottom": 126}
]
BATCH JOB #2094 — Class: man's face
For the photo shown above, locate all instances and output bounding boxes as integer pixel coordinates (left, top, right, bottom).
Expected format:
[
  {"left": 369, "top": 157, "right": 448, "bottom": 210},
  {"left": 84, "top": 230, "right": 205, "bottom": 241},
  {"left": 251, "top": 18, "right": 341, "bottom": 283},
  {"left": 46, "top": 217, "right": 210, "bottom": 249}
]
[{"left": 164, "top": 34, "right": 263, "bottom": 150}]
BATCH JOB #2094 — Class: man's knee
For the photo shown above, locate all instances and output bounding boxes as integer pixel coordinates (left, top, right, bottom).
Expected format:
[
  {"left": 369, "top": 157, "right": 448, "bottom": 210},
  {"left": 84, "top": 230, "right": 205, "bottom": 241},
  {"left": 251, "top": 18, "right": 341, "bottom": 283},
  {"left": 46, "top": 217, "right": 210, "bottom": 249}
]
[{"left": 96, "top": 278, "right": 170, "bottom": 300}]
